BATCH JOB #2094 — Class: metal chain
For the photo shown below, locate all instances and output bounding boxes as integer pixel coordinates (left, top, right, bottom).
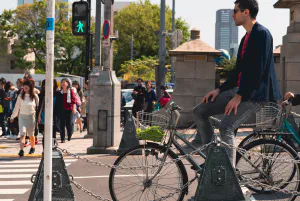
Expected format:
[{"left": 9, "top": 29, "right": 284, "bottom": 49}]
[
  {"left": 221, "top": 141, "right": 300, "bottom": 165},
  {"left": 71, "top": 180, "right": 112, "bottom": 201},
  {"left": 241, "top": 175, "right": 300, "bottom": 196},
  {"left": 57, "top": 143, "right": 211, "bottom": 170},
  {"left": 150, "top": 175, "right": 199, "bottom": 201},
  {"left": 292, "top": 111, "right": 300, "bottom": 117}
]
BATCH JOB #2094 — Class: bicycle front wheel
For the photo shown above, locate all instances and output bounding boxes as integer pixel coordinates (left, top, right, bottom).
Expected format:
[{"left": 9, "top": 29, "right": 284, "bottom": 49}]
[
  {"left": 236, "top": 139, "right": 300, "bottom": 201},
  {"left": 109, "top": 143, "right": 188, "bottom": 201}
]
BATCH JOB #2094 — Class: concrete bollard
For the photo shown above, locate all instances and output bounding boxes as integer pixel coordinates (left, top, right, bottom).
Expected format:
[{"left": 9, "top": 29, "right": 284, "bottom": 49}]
[
  {"left": 117, "top": 110, "right": 140, "bottom": 154},
  {"left": 28, "top": 149, "right": 75, "bottom": 201},
  {"left": 194, "top": 144, "right": 245, "bottom": 201}
]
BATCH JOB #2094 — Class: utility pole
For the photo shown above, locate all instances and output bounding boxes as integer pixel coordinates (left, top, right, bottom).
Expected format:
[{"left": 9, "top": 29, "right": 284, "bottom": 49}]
[
  {"left": 45, "top": 0, "right": 55, "bottom": 200},
  {"left": 85, "top": 0, "right": 91, "bottom": 81},
  {"left": 157, "top": 0, "right": 166, "bottom": 99},
  {"left": 171, "top": 0, "right": 175, "bottom": 83},
  {"left": 130, "top": 34, "right": 134, "bottom": 60},
  {"left": 95, "top": 0, "right": 102, "bottom": 67}
]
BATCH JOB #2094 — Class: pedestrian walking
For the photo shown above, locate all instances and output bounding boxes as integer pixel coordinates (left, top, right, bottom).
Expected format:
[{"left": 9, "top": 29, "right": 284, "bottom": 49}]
[
  {"left": 144, "top": 81, "right": 157, "bottom": 113},
  {"left": 38, "top": 79, "right": 60, "bottom": 147},
  {"left": 5, "top": 81, "right": 18, "bottom": 139},
  {"left": 55, "top": 78, "right": 76, "bottom": 143},
  {"left": 10, "top": 80, "right": 39, "bottom": 157},
  {"left": 0, "top": 78, "right": 7, "bottom": 137},
  {"left": 132, "top": 78, "right": 146, "bottom": 117},
  {"left": 82, "top": 80, "right": 89, "bottom": 132},
  {"left": 72, "top": 80, "right": 84, "bottom": 133}
]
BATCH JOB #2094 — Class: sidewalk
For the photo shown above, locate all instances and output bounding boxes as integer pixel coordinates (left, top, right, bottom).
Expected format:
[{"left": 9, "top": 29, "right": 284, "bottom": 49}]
[
  {"left": 0, "top": 129, "right": 93, "bottom": 158},
  {"left": 0, "top": 127, "right": 253, "bottom": 158}
]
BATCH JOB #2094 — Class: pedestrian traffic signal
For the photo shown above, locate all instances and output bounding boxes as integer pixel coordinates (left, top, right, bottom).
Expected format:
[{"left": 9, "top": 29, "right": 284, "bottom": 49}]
[{"left": 72, "top": 1, "right": 89, "bottom": 36}]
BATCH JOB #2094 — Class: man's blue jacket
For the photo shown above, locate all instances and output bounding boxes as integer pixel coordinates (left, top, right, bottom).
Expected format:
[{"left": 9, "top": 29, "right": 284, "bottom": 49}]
[{"left": 218, "top": 22, "right": 281, "bottom": 102}]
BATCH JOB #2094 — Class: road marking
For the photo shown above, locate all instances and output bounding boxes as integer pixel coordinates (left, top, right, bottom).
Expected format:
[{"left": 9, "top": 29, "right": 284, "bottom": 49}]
[
  {"left": 0, "top": 159, "right": 77, "bottom": 164},
  {"left": 0, "top": 189, "right": 29, "bottom": 194},
  {"left": 0, "top": 199, "right": 14, "bottom": 201},
  {"left": 0, "top": 180, "right": 32, "bottom": 185},
  {"left": 0, "top": 146, "right": 8, "bottom": 149},
  {"left": 0, "top": 174, "right": 32, "bottom": 179},
  {"left": 74, "top": 174, "right": 151, "bottom": 179},
  {"left": 0, "top": 163, "right": 71, "bottom": 168},
  {"left": 0, "top": 169, "right": 37, "bottom": 173}
]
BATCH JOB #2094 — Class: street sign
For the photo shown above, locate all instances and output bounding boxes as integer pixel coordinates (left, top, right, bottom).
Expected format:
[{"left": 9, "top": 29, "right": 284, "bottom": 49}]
[
  {"left": 171, "top": 29, "right": 183, "bottom": 48},
  {"left": 103, "top": 20, "right": 110, "bottom": 40},
  {"left": 103, "top": 39, "right": 110, "bottom": 47},
  {"left": 72, "top": 1, "right": 89, "bottom": 36}
]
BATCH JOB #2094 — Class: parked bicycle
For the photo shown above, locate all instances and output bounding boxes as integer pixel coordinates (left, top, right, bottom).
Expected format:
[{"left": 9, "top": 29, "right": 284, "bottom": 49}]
[
  {"left": 238, "top": 101, "right": 300, "bottom": 151},
  {"left": 109, "top": 102, "right": 300, "bottom": 201}
]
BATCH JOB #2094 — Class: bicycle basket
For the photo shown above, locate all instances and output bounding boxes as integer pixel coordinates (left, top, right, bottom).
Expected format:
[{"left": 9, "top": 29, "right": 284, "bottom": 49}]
[
  {"left": 256, "top": 102, "right": 282, "bottom": 130},
  {"left": 133, "top": 111, "right": 169, "bottom": 142}
]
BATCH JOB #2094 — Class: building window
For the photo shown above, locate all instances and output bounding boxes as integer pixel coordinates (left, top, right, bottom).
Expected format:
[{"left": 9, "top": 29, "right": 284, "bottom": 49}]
[{"left": 10, "top": 60, "right": 15, "bottom": 69}]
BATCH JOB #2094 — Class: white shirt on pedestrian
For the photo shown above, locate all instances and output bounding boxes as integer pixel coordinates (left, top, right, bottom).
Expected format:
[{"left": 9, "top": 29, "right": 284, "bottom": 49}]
[{"left": 11, "top": 94, "right": 39, "bottom": 119}]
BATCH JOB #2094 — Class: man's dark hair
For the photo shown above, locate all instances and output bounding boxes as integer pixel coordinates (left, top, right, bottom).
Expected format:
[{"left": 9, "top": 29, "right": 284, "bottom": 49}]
[
  {"left": 234, "top": 0, "right": 259, "bottom": 19},
  {"left": 136, "top": 78, "right": 143, "bottom": 82},
  {"left": 0, "top": 78, "right": 6, "bottom": 85}
]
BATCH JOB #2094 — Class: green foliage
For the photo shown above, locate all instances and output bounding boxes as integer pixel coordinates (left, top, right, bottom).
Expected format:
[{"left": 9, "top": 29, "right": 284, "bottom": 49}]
[
  {"left": 114, "top": 0, "right": 190, "bottom": 75},
  {"left": 120, "top": 56, "right": 171, "bottom": 82},
  {"left": 0, "top": 0, "right": 85, "bottom": 75},
  {"left": 219, "top": 57, "right": 237, "bottom": 79}
]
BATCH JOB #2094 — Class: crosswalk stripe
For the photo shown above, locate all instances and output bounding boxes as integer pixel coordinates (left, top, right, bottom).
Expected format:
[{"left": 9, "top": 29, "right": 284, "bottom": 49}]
[
  {"left": 0, "top": 181, "right": 32, "bottom": 185},
  {"left": 0, "top": 169, "right": 37, "bottom": 173},
  {"left": 0, "top": 189, "right": 29, "bottom": 194},
  {"left": 0, "top": 174, "right": 32, "bottom": 179},
  {"left": 0, "top": 163, "right": 71, "bottom": 168},
  {"left": 0, "top": 199, "right": 15, "bottom": 201},
  {"left": 0, "top": 159, "right": 77, "bottom": 164}
]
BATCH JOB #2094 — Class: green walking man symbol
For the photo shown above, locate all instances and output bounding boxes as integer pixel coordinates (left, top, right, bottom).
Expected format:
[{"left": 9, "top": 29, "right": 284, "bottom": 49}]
[{"left": 76, "top": 21, "right": 84, "bottom": 33}]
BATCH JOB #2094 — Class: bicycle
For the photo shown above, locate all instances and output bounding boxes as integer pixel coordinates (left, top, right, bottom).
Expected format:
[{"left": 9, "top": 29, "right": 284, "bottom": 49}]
[
  {"left": 238, "top": 102, "right": 300, "bottom": 151},
  {"left": 109, "top": 102, "right": 300, "bottom": 201}
]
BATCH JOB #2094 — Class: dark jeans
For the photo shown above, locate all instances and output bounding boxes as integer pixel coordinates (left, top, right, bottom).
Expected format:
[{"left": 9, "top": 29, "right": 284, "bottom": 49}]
[
  {"left": 41, "top": 116, "right": 61, "bottom": 148},
  {"left": 0, "top": 113, "right": 6, "bottom": 135},
  {"left": 193, "top": 87, "right": 263, "bottom": 165},
  {"left": 83, "top": 114, "right": 88, "bottom": 130},
  {"left": 59, "top": 110, "right": 73, "bottom": 141}
]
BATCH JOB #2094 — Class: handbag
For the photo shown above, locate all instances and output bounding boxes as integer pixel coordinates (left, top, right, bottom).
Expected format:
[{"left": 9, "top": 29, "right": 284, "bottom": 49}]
[{"left": 0, "top": 105, "right": 3, "bottom": 113}]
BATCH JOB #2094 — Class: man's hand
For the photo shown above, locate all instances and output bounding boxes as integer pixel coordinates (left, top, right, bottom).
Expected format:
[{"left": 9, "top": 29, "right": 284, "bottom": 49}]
[
  {"left": 132, "top": 90, "right": 138, "bottom": 95},
  {"left": 224, "top": 94, "right": 242, "bottom": 115},
  {"left": 202, "top": 89, "right": 220, "bottom": 103},
  {"left": 10, "top": 118, "right": 14, "bottom": 123},
  {"left": 284, "top": 92, "right": 294, "bottom": 100}
]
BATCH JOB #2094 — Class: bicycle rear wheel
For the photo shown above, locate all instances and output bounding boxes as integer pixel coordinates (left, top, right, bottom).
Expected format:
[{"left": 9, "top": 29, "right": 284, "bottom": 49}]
[
  {"left": 109, "top": 143, "right": 188, "bottom": 201},
  {"left": 236, "top": 139, "right": 300, "bottom": 201}
]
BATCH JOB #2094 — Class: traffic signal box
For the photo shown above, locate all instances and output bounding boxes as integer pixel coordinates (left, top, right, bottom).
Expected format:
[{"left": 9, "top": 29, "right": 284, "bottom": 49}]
[{"left": 72, "top": 1, "right": 89, "bottom": 36}]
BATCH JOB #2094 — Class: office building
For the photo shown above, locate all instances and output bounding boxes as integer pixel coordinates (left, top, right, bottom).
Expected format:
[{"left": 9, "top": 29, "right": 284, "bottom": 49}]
[{"left": 215, "top": 9, "right": 238, "bottom": 53}]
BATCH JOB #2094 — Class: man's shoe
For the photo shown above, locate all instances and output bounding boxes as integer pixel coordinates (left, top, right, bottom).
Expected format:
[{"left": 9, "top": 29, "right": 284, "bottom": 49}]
[
  {"left": 61, "top": 140, "right": 65, "bottom": 143},
  {"left": 18, "top": 150, "right": 24, "bottom": 157},
  {"left": 16, "top": 137, "right": 20, "bottom": 140},
  {"left": 67, "top": 136, "right": 71, "bottom": 141},
  {"left": 24, "top": 141, "right": 29, "bottom": 147},
  {"left": 29, "top": 148, "right": 35, "bottom": 154}
]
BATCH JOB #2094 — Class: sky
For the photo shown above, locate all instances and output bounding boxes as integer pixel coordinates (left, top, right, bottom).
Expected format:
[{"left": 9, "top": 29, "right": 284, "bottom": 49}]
[{"left": 0, "top": 0, "right": 290, "bottom": 49}]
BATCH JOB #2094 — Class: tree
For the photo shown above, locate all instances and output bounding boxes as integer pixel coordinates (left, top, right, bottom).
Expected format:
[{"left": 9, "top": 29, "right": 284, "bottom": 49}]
[
  {"left": 219, "top": 57, "right": 237, "bottom": 79},
  {"left": 0, "top": 0, "right": 86, "bottom": 75},
  {"left": 114, "top": 0, "right": 190, "bottom": 75},
  {"left": 120, "top": 56, "right": 170, "bottom": 82}
]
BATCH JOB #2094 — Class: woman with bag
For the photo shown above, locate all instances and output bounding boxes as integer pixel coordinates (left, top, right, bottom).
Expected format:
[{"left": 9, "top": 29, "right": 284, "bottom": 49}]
[
  {"left": 55, "top": 78, "right": 76, "bottom": 143},
  {"left": 72, "top": 81, "right": 84, "bottom": 133},
  {"left": 10, "top": 80, "right": 39, "bottom": 157}
]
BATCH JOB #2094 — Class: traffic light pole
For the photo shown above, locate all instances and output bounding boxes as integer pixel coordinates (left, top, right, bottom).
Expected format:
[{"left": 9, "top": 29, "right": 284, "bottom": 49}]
[
  {"left": 157, "top": 0, "right": 166, "bottom": 99},
  {"left": 85, "top": 0, "right": 91, "bottom": 81}
]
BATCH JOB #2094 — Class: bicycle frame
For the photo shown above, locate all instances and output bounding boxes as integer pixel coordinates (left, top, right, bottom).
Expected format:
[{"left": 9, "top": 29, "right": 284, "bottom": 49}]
[{"left": 148, "top": 104, "right": 268, "bottom": 181}]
